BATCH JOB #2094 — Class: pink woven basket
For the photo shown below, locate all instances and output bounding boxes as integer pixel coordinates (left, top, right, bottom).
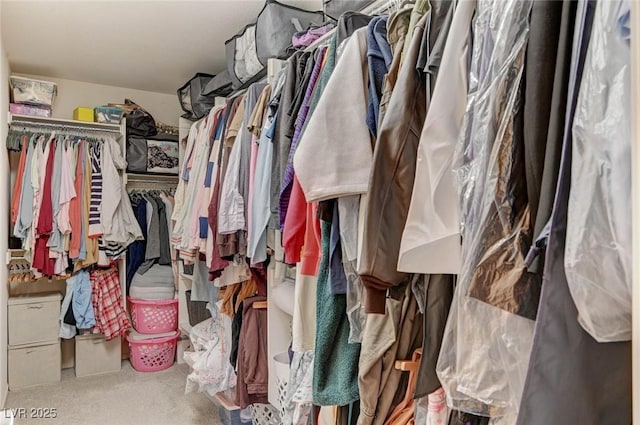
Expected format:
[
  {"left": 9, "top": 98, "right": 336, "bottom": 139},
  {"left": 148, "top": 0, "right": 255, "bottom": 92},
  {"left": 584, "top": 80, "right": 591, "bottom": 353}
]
[
  {"left": 128, "top": 297, "right": 178, "bottom": 334},
  {"left": 126, "top": 331, "right": 181, "bottom": 372}
]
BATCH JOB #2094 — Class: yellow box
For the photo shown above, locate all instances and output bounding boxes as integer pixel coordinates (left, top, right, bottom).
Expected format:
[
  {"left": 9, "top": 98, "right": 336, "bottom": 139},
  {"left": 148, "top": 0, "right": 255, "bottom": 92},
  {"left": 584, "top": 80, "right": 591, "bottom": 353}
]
[{"left": 73, "top": 107, "right": 94, "bottom": 122}]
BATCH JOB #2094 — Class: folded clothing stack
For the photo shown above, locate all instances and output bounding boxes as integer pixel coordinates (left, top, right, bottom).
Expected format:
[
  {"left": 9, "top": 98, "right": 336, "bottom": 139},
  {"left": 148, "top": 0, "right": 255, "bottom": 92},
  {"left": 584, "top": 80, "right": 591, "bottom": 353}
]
[{"left": 129, "top": 265, "right": 176, "bottom": 301}]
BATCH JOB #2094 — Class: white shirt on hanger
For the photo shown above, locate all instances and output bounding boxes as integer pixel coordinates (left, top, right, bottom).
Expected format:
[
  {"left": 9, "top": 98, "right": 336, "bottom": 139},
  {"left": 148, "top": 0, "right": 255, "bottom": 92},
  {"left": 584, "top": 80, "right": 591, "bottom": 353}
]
[{"left": 397, "top": 0, "right": 472, "bottom": 275}]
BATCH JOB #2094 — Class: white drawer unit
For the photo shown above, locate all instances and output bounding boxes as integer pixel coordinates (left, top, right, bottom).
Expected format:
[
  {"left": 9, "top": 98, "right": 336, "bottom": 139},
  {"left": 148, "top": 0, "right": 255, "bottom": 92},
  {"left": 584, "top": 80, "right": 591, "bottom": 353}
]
[
  {"left": 75, "top": 333, "right": 121, "bottom": 377},
  {"left": 8, "top": 341, "right": 61, "bottom": 390},
  {"left": 8, "top": 292, "right": 62, "bottom": 347}
]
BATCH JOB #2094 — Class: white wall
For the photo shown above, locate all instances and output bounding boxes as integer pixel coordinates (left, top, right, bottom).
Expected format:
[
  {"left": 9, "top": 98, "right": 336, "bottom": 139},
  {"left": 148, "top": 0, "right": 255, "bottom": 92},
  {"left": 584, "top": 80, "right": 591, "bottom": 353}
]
[
  {"left": 0, "top": 1, "right": 10, "bottom": 407},
  {"left": 13, "top": 73, "right": 182, "bottom": 127}
]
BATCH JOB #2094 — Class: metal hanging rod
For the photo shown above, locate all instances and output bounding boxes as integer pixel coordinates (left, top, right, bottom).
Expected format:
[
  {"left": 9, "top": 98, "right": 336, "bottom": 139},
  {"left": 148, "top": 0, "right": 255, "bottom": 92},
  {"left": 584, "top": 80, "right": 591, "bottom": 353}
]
[
  {"left": 8, "top": 112, "right": 123, "bottom": 134},
  {"left": 124, "top": 173, "right": 179, "bottom": 186}
]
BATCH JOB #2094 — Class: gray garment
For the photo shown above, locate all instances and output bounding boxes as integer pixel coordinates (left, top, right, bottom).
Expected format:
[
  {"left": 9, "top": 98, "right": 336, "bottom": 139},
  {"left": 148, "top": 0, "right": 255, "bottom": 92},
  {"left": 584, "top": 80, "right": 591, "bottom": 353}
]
[
  {"left": 59, "top": 278, "right": 76, "bottom": 339},
  {"left": 528, "top": 0, "right": 578, "bottom": 274},
  {"left": 138, "top": 194, "right": 161, "bottom": 275},
  {"left": 414, "top": 274, "right": 454, "bottom": 399},
  {"left": 266, "top": 73, "right": 286, "bottom": 231},
  {"left": 14, "top": 136, "right": 36, "bottom": 239},
  {"left": 136, "top": 259, "right": 155, "bottom": 275},
  {"left": 337, "top": 196, "right": 359, "bottom": 262},
  {"left": 337, "top": 11, "right": 374, "bottom": 50},
  {"left": 155, "top": 195, "right": 171, "bottom": 265},
  {"left": 143, "top": 195, "right": 160, "bottom": 261},
  {"left": 270, "top": 54, "right": 299, "bottom": 230},
  {"left": 190, "top": 258, "right": 218, "bottom": 306},
  {"left": 417, "top": 0, "right": 455, "bottom": 93},
  {"left": 516, "top": 1, "right": 631, "bottom": 423},
  {"left": 524, "top": 0, "right": 564, "bottom": 233}
]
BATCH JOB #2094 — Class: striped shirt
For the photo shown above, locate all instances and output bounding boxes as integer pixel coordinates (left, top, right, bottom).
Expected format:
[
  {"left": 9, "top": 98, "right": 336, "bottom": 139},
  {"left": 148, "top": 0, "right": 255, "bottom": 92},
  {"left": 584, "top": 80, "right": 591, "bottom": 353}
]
[{"left": 88, "top": 141, "right": 103, "bottom": 237}]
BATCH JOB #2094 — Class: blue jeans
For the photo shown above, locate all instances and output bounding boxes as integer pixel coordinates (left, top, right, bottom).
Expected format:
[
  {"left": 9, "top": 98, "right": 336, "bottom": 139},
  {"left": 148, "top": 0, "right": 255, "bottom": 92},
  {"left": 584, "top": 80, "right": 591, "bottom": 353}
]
[{"left": 70, "top": 269, "right": 95, "bottom": 329}]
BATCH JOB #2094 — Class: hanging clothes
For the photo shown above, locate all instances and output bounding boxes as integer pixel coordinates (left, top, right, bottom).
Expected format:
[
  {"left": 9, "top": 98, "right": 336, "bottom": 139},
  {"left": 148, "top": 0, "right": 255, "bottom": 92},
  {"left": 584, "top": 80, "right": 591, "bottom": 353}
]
[
  {"left": 293, "top": 29, "right": 372, "bottom": 204},
  {"left": 437, "top": 0, "right": 536, "bottom": 420},
  {"left": 564, "top": 0, "right": 632, "bottom": 343},
  {"left": 398, "top": 0, "right": 474, "bottom": 276},
  {"left": 10, "top": 132, "right": 139, "bottom": 276},
  {"left": 247, "top": 84, "right": 278, "bottom": 265},
  {"left": 235, "top": 296, "right": 269, "bottom": 408},
  {"left": 127, "top": 189, "right": 176, "bottom": 298},
  {"left": 516, "top": 1, "right": 632, "bottom": 424},
  {"left": 90, "top": 265, "right": 131, "bottom": 341},
  {"left": 312, "top": 220, "right": 361, "bottom": 407}
]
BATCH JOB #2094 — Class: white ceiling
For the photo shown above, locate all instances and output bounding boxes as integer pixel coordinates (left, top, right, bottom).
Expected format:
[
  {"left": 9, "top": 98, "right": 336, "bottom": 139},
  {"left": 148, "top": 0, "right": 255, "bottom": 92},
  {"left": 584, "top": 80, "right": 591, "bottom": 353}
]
[{"left": 1, "top": 0, "right": 323, "bottom": 94}]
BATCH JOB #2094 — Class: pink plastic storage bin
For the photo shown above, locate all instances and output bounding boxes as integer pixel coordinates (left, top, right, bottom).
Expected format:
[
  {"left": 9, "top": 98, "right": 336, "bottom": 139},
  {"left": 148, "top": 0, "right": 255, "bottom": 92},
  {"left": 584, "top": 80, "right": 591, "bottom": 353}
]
[
  {"left": 126, "top": 331, "right": 181, "bottom": 372},
  {"left": 128, "top": 297, "right": 178, "bottom": 334}
]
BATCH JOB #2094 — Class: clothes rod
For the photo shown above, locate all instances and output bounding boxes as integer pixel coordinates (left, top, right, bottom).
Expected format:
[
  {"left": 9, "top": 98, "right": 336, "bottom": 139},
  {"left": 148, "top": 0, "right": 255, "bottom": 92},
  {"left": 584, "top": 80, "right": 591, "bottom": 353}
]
[
  {"left": 124, "top": 173, "right": 179, "bottom": 185},
  {"left": 8, "top": 112, "right": 123, "bottom": 133}
]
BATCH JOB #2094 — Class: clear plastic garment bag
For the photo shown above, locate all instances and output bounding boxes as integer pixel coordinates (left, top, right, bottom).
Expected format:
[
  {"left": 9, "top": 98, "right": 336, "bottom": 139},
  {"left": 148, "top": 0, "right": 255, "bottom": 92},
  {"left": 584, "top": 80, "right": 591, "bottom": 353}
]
[
  {"left": 565, "top": 0, "right": 632, "bottom": 343},
  {"left": 436, "top": 0, "right": 536, "bottom": 421}
]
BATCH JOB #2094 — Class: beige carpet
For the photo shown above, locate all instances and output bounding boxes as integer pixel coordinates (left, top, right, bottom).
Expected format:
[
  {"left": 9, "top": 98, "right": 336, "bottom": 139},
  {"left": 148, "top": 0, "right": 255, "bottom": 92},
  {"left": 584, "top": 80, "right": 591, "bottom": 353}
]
[{"left": 4, "top": 362, "right": 222, "bottom": 425}]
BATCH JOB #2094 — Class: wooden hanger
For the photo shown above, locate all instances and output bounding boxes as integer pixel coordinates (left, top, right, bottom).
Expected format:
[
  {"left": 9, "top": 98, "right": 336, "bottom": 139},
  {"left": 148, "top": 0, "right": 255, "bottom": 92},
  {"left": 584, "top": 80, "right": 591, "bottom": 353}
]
[
  {"left": 253, "top": 300, "right": 268, "bottom": 309},
  {"left": 383, "top": 349, "right": 422, "bottom": 425}
]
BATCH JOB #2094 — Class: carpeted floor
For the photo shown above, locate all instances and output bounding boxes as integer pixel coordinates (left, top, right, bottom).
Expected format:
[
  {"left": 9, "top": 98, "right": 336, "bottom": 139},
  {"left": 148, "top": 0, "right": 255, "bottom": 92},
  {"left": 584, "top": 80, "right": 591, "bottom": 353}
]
[{"left": 4, "top": 362, "right": 221, "bottom": 425}]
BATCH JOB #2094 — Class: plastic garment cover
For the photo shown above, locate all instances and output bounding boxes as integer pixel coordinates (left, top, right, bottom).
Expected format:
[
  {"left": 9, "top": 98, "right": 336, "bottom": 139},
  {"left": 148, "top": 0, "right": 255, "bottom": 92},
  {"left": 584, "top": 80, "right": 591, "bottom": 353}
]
[
  {"left": 565, "top": 0, "right": 631, "bottom": 343},
  {"left": 437, "top": 0, "right": 536, "bottom": 419},
  {"left": 339, "top": 195, "right": 367, "bottom": 343},
  {"left": 414, "top": 388, "right": 450, "bottom": 425},
  {"left": 345, "top": 258, "right": 366, "bottom": 343},
  {"left": 185, "top": 303, "right": 237, "bottom": 396},
  {"left": 282, "top": 351, "right": 314, "bottom": 425}
]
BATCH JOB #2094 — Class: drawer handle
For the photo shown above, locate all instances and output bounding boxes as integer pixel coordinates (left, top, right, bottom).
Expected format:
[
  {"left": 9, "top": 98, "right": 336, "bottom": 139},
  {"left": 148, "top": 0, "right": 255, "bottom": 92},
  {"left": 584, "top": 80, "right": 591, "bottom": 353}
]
[{"left": 27, "top": 305, "right": 43, "bottom": 309}]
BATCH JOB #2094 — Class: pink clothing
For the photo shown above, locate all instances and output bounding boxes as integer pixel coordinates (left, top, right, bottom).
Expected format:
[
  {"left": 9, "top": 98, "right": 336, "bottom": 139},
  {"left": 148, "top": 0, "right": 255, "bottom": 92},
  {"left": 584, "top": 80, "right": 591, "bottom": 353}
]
[
  {"left": 283, "top": 176, "right": 306, "bottom": 264},
  {"left": 57, "top": 143, "right": 77, "bottom": 235},
  {"left": 283, "top": 176, "right": 321, "bottom": 276}
]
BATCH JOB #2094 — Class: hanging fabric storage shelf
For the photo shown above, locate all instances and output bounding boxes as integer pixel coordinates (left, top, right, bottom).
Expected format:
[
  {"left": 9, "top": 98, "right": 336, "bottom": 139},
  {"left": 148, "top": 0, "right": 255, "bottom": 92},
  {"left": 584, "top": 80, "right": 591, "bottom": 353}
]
[
  {"left": 225, "top": 0, "right": 325, "bottom": 89},
  {"left": 323, "top": 0, "right": 376, "bottom": 20}
]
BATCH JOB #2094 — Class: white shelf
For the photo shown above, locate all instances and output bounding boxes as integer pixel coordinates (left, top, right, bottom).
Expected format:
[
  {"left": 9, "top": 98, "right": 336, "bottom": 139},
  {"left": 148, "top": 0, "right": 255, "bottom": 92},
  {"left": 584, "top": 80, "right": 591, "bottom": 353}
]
[
  {"left": 8, "top": 112, "right": 122, "bottom": 132},
  {"left": 179, "top": 322, "right": 192, "bottom": 336}
]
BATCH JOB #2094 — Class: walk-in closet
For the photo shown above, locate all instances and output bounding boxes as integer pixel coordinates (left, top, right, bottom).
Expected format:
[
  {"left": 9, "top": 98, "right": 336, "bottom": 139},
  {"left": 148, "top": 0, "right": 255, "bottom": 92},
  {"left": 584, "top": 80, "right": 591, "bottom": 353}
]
[{"left": 0, "top": 0, "right": 638, "bottom": 424}]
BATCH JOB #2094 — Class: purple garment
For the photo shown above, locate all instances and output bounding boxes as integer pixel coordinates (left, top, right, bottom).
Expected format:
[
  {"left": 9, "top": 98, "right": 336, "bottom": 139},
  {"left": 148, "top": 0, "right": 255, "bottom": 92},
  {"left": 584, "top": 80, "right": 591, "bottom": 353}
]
[
  {"left": 278, "top": 46, "right": 327, "bottom": 229},
  {"left": 292, "top": 22, "right": 336, "bottom": 48}
]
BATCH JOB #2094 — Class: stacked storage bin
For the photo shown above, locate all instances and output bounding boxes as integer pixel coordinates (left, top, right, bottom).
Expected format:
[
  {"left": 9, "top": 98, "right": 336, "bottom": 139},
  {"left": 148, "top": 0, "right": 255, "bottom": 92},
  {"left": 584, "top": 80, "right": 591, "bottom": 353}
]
[
  {"left": 126, "top": 268, "right": 180, "bottom": 372},
  {"left": 9, "top": 76, "right": 56, "bottom": 118}
]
